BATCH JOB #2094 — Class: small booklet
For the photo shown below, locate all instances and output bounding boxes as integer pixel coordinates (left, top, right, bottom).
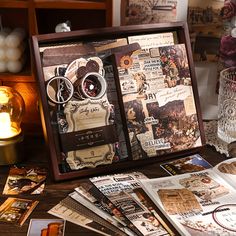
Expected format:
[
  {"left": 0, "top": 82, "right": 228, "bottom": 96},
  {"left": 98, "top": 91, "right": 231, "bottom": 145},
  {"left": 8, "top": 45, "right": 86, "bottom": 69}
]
[
  {"left": 70, "top": 191, "right": 134, "bottom": 236},
  {"left": 90, "top": 172, "right": 176, "bottom": 236},
  {"left": 0, "top": 197, "right": 39, "bottom": 226},
  {"left": 3, "top": 166, "right": 47, "bottom": 195},
  {"left": 61, "top": 196, "right": 126, "bottom": 236},
  {"left": 27, "top": 219, "right": 65, "bottom": 236},
  {"left": 113, "top": 42, "right": 202, "bottom": 159},
  {"left": 74, "top": 179, "right": 134, "bottom": 231},
  {"left": 139, "top": 157, "right": 236, "bottom": 236},
  {"left": 160, "top": 154, "right": 213, "bottom": 175},
  {"left": 48, "top": 202, "right": 109, "bottom": 236}
]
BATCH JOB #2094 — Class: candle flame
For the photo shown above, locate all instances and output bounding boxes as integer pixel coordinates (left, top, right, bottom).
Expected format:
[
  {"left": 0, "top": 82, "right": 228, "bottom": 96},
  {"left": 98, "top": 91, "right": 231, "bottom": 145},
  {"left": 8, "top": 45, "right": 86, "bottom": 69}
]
[
  {"left": 0, "top": 90, "right": 9, "bottom": 104},
  {"left": 0, "top": 112, "right": 19, "bottom": 138}
]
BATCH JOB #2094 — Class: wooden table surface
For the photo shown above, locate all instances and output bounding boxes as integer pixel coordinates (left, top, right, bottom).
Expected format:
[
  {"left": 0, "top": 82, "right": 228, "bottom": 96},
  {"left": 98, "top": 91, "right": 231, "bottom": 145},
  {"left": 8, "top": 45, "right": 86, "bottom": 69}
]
[{"left": 0, "top": 135, "right": 228, "bottom": 235}]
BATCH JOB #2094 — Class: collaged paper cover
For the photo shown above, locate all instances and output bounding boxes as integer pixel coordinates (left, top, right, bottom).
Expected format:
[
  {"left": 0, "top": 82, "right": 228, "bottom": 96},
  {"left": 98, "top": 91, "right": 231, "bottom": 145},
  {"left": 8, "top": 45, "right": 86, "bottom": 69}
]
[{"left": 114, "top": 43, "right": 202, "bottom": 159}]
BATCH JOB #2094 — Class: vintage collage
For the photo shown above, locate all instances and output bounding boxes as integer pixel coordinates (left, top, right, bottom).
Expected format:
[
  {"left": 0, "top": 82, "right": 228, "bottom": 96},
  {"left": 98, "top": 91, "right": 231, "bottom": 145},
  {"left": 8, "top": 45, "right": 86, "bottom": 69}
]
[{"left": 115, "top": 33, "right": 202, "bottom": 158}]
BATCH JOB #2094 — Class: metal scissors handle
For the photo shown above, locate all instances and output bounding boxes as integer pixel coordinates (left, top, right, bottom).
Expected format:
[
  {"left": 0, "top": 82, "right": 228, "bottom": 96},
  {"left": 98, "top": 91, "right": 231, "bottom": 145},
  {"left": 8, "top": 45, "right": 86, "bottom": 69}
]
[{"left": 46, "top": 75, "right": 74, "bottom": 104}]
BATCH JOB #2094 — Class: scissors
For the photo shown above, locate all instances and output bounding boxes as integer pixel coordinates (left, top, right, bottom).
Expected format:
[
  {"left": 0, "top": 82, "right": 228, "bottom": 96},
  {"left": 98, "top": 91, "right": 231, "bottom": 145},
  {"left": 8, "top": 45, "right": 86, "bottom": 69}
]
[{"left": 46, "top": 67, "right": 74, "bottom": 104}]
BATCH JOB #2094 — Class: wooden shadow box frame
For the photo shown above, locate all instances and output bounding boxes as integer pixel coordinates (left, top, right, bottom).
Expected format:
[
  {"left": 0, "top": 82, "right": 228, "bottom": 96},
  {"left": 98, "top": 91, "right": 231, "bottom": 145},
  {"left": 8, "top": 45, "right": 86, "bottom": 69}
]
[{"left": 31, "top": 22, "right": 205, "bottom": 181}]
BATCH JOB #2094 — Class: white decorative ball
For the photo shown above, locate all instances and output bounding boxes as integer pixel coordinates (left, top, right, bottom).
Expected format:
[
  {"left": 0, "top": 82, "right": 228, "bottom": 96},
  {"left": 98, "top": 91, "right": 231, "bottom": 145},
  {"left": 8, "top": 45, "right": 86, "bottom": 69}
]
[
  {"left": 5, "top": 28, "right": 26, "bottom": 48},
  {"left": 7, "top": 60, "right": 23, "bottom": 73},
  {"left": 0, "top": 48, "right": 6, "bottom": 60},
  {"left": 0, "top": 31, "right": 7, "bottom": 47},
  {"left": 6, "top": 47, "right": 22, "bottom": 61},
  {"left": 0, "top": 61, "right": 7, "bottom": 72},
  {"left": 231, "top": 27, "right": 236, "bottom": 38}
]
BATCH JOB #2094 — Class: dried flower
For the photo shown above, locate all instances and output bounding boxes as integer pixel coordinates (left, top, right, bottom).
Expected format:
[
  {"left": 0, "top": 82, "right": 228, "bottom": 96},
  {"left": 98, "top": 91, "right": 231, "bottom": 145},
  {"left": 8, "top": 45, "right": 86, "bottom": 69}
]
[
  {"left": 220, "top": 35, "right": 236, "bottom": 56},
  {"left": 221, "top": 0, "right": 236, "bottom": 20},
  {"left": 219, "top": 35, "right": 236, "bottom": 67}
]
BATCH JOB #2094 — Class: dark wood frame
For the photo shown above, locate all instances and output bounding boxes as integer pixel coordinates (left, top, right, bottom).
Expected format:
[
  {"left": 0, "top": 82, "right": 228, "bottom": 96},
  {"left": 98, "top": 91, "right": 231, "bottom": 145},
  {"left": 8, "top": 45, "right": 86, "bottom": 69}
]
[{"left": 31, "top": 22, "right": 205, "bottom": 181}]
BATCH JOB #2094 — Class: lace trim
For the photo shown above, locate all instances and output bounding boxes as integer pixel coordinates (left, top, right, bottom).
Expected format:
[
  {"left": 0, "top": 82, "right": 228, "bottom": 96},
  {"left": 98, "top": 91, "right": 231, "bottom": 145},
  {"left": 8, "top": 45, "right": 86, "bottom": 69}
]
[{"left": 203, "top": 120, "right": 229, "bottom": 157}]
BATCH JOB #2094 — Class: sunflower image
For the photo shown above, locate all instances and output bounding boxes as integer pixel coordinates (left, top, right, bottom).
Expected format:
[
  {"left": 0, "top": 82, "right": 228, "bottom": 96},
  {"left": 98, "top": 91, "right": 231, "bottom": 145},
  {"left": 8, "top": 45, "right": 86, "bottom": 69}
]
[{"left": 120, "top": 55, "right": 133, "bottom": 69}]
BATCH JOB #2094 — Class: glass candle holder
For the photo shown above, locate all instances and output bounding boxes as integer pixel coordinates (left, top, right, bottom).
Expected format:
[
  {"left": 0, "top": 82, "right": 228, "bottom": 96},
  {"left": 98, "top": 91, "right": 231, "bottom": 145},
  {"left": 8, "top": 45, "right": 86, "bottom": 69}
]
[
  {"left": 0, "top": 86, "right": 25, "bottom": 165},
  {"left": 217, "top": 67, "right": 236, "bottom": 143}
]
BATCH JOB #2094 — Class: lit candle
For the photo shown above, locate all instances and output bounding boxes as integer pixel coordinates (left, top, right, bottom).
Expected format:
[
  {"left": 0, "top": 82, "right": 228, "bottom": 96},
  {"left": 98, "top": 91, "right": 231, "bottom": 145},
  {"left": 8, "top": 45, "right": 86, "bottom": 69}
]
[
  {"left": 0, "top": 86, "right": 25, "bottom": 165},
  {"left": 0, "top": 112, "right": 18, "bottom": 138},
  {"left": 0, "top": 88, "right": 21, "bottom": 139}
]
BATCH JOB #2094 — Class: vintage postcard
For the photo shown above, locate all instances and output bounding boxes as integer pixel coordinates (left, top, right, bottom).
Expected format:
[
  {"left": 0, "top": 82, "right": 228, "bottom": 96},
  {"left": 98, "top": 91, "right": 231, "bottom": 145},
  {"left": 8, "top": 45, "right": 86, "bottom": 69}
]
[
  {"left": 27, "top": 219, "right": 65, "bottom": 236},
  {"left": 122, "top": 0, "right": 178, "bottom": 25},
  {"left": 0, "top": 197, "right": 39, "bottom": 226},
  {"left": 160, "top": 154, "right": 213, "bottom": 175},
  {"left": 3, "top": 166, "right": 47, "bottom": 195}
]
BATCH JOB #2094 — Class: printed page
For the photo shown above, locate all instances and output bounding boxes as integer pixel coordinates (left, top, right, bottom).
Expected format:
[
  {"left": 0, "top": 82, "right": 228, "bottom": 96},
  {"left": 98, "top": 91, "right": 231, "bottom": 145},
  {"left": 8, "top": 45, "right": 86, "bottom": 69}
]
[
  {"left": 60, "top": 196, "right": 126, "bottom": 236},
  {"left": 75, "top": 179, "right": 133, "bottom": 229},
  {"left": 128, "top": 32, "right": 175, "bottom": 50},
  {"left": 70, "top": 191, "right": 135, "bottom": 236},
  {"left": 48, "top": 203, "right": 110, "bottom": 236},
  {"left": 213, "top": 157, "right": 236, "bottom": 189},
  {"left": 140, "top": 169, "right": 236, "bottom": 236},
  {"left": 90, "top": 172, "right": 173, "bottom": 236}
]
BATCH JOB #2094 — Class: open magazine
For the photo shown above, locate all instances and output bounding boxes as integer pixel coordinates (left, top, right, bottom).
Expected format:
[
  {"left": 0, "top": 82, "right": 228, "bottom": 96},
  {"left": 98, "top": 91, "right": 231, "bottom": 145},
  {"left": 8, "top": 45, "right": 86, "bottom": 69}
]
[{"left": 139, "top": 157, "right": 236, "bottom": 236}]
